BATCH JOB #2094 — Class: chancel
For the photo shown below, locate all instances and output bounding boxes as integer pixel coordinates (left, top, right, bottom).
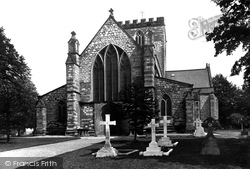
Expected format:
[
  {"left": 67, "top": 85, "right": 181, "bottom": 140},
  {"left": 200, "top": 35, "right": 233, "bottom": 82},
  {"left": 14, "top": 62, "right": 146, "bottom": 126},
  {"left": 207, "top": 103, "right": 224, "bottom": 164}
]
[{"left": 35, "top": 9, "right": 219, "bottom": 136}]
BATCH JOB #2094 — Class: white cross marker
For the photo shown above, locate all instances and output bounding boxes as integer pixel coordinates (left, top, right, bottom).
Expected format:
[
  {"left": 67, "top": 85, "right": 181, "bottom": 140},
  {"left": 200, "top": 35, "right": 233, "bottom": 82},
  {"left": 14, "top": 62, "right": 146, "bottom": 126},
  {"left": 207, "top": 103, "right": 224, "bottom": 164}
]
[
  {"left": 100, "top": 114, "right": 116, "bottom": 147},
  {"left": 148, "top": 119, "right": 159, "bottom": 143},
  {"left": 162, "top": 116, "right": 171, "bottom": 138},
  {"left": 194, "top": 118, "right": 202, "bottom": 128}
]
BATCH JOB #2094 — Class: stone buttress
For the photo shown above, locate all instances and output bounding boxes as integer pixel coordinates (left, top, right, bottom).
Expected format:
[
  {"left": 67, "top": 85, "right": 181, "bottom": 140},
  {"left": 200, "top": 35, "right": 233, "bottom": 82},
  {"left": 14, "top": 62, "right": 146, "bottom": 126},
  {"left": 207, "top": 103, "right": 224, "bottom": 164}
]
[{"left": 65, "top": 32, "right": 81, "bottom": 135}]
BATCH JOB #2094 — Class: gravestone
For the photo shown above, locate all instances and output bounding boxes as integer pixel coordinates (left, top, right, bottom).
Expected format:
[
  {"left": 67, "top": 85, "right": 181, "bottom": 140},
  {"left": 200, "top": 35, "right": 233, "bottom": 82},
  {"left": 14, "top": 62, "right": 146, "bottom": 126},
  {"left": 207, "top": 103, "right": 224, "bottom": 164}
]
[
  {"left": 95, "top": 114, "right": 118, "bottom": 157},
  {"left": 140, "top": 119, "right": 164, "bottom": 156},
  {"left": 193, "top": 118, "right": 206, "bottom": 137},
  {"left": 201, "top": 117, "right": 220, "bottom": 155},
  {"left": 158, "top": 116, "right": 175, "bottom": 147}
]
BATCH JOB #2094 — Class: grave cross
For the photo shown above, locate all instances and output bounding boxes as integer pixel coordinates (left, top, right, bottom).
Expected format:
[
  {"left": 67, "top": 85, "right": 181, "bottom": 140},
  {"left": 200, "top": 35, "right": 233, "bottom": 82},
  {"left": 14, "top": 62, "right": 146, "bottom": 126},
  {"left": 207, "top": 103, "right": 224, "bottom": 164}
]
[
  {"left": 100, "top": 114, "right": 116, "bottom": 147},
  {"left": 194, "top": 118, "right": 202, "bottom": 128},
  {"left": 162, "top": 116, "right": 171, "bottom": 138},
  {"left": 148, "top": 119, "right": 159, "bottom": 143}
]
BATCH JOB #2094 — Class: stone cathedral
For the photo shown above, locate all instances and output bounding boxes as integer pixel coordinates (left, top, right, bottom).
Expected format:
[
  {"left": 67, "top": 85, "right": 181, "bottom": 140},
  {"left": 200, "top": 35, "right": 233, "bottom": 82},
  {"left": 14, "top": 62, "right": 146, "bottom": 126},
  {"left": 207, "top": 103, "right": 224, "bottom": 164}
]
[{"left": 36, "top": 9, "right": 218, "bottom": 136}]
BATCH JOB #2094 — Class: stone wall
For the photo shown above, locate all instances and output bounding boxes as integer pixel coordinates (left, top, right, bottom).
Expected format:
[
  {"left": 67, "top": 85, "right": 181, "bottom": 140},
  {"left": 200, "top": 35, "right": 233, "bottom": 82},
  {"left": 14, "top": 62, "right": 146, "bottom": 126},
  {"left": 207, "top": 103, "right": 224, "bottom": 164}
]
[
  {"left": 38, "top": 85, "right": 67, "bottom": 123},
  {"left": 155, "top": 77, "right": 192, "bottom": 119},
  {"left": 200, "top": 95, "right": 210, "bottom": 121},
  {"left": 80, "top": 103, "right": 95, "bottom": 135}
]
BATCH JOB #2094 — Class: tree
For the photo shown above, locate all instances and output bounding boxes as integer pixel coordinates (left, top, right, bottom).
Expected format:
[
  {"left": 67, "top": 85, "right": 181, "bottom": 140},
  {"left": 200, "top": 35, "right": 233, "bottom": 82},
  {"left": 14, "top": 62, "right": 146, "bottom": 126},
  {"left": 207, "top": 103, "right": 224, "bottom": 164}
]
[
  {"left": 0, "top": 27, "right": 38, "bottom": 142},
  {"left": 228, "top": 113, "right": 249, "bottom": 134},
  {"left": 207, "top": 0, "right": 250, "bottom": 87},
  {"left": 119, "top": 80, "right": 159, "bottom": 141},
  {"left": 212, "top": 74, "right": 243, "bottom": 128},
  {"left": 11, "top": 78, "right": 38, "bottom": 136}
]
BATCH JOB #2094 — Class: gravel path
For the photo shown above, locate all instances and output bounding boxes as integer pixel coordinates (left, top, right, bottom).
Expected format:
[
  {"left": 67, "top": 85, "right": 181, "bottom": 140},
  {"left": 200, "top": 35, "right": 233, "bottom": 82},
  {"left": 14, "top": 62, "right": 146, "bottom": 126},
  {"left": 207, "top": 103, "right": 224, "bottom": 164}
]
[{"left": 0, "top": 137, "right": 105, "bottom": 169}]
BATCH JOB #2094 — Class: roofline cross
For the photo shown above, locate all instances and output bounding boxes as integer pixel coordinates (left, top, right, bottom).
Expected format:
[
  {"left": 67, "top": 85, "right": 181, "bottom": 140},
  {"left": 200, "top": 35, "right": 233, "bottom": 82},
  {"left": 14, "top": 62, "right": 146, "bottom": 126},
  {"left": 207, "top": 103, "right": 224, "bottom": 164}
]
[{"left": 109, "top": 8, "right": 114, "bottom": 16}]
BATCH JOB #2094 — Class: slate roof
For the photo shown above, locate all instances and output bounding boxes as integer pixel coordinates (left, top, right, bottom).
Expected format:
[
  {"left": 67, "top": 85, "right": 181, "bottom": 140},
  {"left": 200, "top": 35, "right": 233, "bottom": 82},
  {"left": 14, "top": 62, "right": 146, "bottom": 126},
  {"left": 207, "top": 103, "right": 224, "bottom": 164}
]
[{"left": 165, "top": 64, "right": 213, "bottom": 89}]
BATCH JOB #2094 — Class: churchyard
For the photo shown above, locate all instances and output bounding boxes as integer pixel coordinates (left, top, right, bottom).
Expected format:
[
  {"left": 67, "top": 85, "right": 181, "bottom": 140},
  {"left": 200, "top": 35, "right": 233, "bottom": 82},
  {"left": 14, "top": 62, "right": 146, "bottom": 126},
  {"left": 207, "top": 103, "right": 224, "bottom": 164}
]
[
  {"left": 0, "top": 131, "right": 249, "bottom": 168},
  {"left": 32, "top": 134, "right": 249, "bottom": 169},
  {"left": 1, "top": 116, "right": 249, "bottom": 169}
]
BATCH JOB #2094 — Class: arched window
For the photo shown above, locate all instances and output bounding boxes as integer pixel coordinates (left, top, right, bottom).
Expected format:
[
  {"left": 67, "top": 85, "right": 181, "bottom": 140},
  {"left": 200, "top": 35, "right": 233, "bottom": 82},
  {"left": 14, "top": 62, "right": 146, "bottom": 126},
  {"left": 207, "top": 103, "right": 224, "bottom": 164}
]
[
  {"left": 161, "top": 94, "right": 172, "bottom": 116},
  {"left": 93, "top": 55, "right": 104, "bottom": 102},
  {"left": 135, "top": 30, "right": 144, "bottom": 45},
  {"left": 105, "top": 45, "right": 118, "bottom": 101},
  {"left": 120, "top": 52, "right": 131, "bottom": 91},
  {"left": 58, "top": 100, "right": 67, "bottom": 124},
  {"left": 93, "top": 44, "right": 131, "bottom": 102}
]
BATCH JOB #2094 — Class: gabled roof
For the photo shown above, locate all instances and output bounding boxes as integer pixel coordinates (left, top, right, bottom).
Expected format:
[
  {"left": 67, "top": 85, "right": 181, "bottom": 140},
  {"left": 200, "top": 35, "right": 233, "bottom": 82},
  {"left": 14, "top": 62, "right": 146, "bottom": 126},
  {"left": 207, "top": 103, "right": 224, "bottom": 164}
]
[
  {"left": 81, "top": 14, "right": 141, "bottom": 55},
  {"left": 39, "top": 84, "right": 66, "bottom": 98},
  {"left": 156, "top": 76, "right": 193, "bottom": 87},
  {"left": 165, "top": 64, "right": 213, "bottom": 89}
]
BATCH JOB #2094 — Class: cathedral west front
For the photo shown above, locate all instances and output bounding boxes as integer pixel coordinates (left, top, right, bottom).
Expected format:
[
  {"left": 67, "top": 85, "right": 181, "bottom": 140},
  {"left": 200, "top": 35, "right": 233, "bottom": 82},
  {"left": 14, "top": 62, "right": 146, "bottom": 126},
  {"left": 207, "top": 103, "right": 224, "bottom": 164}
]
[{"left": 36, "top": 9, "right": 218, "bottom": 136}]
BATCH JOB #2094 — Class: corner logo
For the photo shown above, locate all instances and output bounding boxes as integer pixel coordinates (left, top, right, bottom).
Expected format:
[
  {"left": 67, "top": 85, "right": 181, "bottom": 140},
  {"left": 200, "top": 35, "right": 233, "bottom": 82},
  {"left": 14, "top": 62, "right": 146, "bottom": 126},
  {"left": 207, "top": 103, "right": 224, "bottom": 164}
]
[{"left": 188, "top": 14, "right": 222, "bottom": 40}]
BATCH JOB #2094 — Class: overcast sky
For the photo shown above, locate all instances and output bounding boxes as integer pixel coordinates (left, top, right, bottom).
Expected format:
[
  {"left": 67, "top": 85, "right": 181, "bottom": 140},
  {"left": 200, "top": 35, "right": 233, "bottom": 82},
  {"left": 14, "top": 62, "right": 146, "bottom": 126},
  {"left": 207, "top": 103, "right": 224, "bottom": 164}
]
[{"left": 1, "top": 0, "right": 244, "bottom": 95}]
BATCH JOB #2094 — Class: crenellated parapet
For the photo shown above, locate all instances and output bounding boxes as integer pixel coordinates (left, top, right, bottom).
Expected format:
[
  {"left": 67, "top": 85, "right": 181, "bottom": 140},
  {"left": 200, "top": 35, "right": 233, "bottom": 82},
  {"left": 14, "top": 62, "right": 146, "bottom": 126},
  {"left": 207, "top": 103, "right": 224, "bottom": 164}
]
[{"left": 118, "top": 17, "right": 165, "bottom": 29}]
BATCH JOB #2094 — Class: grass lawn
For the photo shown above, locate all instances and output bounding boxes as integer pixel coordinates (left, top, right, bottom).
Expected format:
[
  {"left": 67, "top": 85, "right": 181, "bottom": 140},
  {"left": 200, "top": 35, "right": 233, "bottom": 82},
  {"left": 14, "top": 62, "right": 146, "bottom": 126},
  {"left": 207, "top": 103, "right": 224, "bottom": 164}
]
[
  {"left": 0, "top": 136, "right": 79, "bottom": 152},
  {"left": 26, "top": 136, "right": 250, "bottom": 169}
]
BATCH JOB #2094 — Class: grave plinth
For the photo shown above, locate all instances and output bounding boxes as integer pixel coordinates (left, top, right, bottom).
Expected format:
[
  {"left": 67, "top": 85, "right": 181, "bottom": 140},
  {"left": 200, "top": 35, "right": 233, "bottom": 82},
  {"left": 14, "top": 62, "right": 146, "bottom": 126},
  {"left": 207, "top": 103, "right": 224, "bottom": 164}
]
[
  {"left": 158, "top": 116, "right": 175, "bottom": 147},
  {"left": 141, "top": 119, "right": 164, "bottom": 156},
  {"left": 193, "top": 118, "right": 206, "bottom": 137},
  {"left": 201, "top": 117, "right": 220, "bottom": 155},
  {"left": 95, "top": 114, "right": 118, "bottom": 157}
]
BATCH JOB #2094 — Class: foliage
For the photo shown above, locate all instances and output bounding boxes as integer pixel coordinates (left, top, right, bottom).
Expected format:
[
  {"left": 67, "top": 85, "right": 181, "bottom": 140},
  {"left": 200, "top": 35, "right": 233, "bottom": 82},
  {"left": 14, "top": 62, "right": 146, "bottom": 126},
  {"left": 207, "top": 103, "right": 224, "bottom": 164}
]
[
  {"left": 207, "top": 0, "right": 250, "bottom": 87},
  {"left": 228, "top": 113, "right": 249, "bottom": 130},
  {"left": 213, "top": 74, "right": 250, "bottom": 129},
  {"left": 212, "top": 74, "right": 243, "bottom": 128},
  {"left": 0, "top": 27, "right": 38, "bottom": 142},
  {"left": 119, "top": 80, "right": 159, "bottom": 141}
]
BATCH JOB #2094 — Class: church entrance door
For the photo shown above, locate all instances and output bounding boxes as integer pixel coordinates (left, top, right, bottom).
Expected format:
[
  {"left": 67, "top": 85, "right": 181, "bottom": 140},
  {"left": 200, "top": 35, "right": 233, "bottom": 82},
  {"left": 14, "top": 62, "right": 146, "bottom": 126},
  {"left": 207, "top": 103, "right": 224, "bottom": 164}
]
[{"left": 101, "top": 102, "right": 129, "bottom": 136}]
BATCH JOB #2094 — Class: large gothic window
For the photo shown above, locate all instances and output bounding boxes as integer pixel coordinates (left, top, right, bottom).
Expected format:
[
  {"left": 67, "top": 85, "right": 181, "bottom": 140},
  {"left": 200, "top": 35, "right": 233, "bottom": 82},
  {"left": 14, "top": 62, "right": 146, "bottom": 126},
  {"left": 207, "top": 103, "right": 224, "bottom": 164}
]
[
  {"left": 135, "top": 30, "right": 144, "bottom": 46},
  {"left": 93, "top": 44, "right": 131, "bottom": 102},
  {"left": 161, "top": 94, "right": 172, "bottom": 116},
  {"left": 93, "top": 55, "right": 104, "bottom": 102}
]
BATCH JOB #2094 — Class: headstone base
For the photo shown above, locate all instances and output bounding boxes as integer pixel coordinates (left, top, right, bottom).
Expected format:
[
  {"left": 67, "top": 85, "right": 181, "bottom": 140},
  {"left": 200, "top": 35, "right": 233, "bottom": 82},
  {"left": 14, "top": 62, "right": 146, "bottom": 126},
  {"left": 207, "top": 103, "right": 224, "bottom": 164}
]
[
  {"left": 141, "top": 141, "right": 163, "bottom": 156},
  {"left": 201, "top": 137, "right": 220, "bottom": 155},
  {"left": 194, "top": 127, "right": 206, "bottom": 137},
  {"left": 96, "top": 146, "right": 118, "bottom": 157},
  {"left": 158, "top": 137, "right": 174, "bottom": 147}
]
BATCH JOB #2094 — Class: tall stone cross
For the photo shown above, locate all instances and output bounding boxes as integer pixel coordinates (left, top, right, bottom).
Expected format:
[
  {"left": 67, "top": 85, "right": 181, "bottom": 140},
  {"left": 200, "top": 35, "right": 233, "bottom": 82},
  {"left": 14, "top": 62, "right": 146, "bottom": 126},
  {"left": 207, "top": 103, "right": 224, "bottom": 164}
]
[
  {"left": 158, "top": 116, "right": 175, "bottom": 147},
  {"left": 162, "top": 116, "right": 171, "bottom": 138},
  {"left": 100, "top": 114, "right": 116, "bottom": 148},
  {"left": 148, "top": 119, "right": 159, "bottom": 143}
]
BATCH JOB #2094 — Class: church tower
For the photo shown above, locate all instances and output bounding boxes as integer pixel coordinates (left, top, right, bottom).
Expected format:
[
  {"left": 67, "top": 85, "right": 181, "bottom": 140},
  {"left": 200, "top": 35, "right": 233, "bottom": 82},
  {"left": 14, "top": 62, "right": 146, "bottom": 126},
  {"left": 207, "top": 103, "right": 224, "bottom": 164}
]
[{"left": 65, "top": 31, "right": 81, "bottom": 135}]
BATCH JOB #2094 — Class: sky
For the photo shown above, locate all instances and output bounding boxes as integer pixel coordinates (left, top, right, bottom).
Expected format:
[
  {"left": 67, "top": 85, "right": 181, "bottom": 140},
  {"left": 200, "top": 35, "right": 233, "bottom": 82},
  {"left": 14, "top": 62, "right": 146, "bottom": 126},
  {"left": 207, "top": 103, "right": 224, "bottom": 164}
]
[{"left": 1, "top": 0, "right": 245, "bottom": 95}]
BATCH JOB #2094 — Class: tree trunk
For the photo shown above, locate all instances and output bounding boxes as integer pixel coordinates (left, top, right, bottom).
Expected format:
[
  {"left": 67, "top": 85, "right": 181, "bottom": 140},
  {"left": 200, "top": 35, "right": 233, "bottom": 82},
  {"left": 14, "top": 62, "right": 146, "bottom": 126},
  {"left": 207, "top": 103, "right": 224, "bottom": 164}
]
[
  {"left": 133, "top": 120, "right": 137, "bottom": 141},
  {"left": 6, "top": 111, "right": 10, "bottom": 143},
  {"left": 18, "top": 128, "right": 21, "bottom": 136}
]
